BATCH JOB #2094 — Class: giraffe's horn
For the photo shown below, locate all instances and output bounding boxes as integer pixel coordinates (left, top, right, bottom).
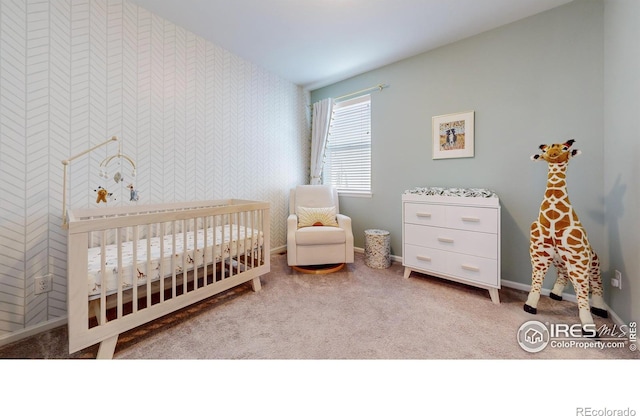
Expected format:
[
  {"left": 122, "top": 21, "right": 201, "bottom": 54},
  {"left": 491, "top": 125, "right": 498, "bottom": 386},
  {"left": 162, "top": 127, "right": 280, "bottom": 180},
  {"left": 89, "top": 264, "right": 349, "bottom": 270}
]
[{"left": 564, "top": 139, "right": 576, "bottom": 147}]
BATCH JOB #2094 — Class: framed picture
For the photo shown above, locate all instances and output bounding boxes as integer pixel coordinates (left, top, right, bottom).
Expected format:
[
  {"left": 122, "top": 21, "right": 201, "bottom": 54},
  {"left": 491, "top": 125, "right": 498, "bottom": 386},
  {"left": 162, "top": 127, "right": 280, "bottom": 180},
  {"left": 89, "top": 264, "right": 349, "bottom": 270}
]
[{"left": 432, "top": 111, "right": 475, "bottom": 159}]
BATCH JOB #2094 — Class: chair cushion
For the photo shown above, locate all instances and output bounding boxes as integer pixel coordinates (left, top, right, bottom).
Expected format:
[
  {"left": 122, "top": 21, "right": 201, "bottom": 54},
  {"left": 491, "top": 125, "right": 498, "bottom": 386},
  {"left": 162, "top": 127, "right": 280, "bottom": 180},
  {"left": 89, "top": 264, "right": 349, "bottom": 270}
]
[
  {"left": 297, "top": 206, "right": 338, "bottom": 228},
  {"left": 295, "top": 226, "right": 346, "bottom": 245}
]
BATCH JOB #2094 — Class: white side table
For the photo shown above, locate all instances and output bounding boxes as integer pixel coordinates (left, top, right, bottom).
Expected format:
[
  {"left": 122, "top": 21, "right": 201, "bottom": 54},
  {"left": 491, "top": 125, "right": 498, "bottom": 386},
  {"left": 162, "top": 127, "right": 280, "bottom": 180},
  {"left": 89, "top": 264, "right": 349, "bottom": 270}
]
[{"left": 364, "top": 229, "right": 391, "bottom": 269}]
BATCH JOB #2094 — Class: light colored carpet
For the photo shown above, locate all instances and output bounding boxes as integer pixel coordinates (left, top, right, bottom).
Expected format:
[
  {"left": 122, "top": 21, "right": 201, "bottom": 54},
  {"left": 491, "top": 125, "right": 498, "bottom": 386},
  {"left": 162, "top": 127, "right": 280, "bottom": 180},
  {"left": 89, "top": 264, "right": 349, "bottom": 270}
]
[{"left": 2, "top": 252, "right": 636, "bottom": 360}]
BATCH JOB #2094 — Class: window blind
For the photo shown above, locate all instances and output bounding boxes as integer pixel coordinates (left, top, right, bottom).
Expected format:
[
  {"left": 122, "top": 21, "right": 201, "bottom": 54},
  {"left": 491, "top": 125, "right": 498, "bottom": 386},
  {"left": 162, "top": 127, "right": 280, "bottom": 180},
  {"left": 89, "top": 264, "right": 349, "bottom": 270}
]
[{"left": 323, "top": 94, "right": 371, "bottom": 194}]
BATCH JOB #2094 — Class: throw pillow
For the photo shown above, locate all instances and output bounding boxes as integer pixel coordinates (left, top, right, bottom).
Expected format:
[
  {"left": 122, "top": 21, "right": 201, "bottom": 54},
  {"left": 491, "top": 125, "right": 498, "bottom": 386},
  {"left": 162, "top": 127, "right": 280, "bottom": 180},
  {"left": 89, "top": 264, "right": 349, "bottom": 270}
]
[{"left": 297, "top": 206, "right": 339, "bottom": 228}]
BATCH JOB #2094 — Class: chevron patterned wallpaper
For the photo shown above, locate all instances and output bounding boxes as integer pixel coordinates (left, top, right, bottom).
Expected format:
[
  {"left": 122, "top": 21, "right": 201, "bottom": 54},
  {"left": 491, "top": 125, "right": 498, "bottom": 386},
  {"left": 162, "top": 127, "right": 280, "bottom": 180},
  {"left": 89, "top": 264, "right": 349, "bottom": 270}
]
[{"left": 0, "top": 0, "right": 310, "bottom": 337}]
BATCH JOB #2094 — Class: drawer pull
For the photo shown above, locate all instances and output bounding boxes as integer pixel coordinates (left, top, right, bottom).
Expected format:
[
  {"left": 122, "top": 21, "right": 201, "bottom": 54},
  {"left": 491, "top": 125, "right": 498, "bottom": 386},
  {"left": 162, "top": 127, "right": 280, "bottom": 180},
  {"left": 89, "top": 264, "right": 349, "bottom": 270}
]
[
  {"left": 461, "top": 216, "right": 480, "bottom": 222},
  {"left": 416, "top": 255, "right": 431, "bottom": 262},
  {"left": 461, "top": 264, "right": 480, "bottom": 272},
  {"left": 437, "top": 237, "right": 454, "bottom": 243},
  {"left": 416, "top": 213, "right": 432, "bottom": 218}
]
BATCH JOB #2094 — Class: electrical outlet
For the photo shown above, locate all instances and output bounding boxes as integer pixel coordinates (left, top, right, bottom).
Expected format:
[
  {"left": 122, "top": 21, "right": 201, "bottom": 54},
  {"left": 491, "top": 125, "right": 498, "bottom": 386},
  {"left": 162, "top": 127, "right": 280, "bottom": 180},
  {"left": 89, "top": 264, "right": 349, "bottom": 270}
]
[
  {"left": 611, "top": 270, "right": 622, "bottom": 290},
  {"left": 35, "top": 274, "right": 52, "bottom": 295}
]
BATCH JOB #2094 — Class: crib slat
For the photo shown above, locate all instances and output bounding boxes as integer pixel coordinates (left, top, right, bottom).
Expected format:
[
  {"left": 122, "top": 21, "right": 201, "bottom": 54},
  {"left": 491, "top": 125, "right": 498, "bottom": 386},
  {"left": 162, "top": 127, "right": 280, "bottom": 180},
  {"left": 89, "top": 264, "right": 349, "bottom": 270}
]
[
  {"left": 256, "top": 210, "right": 260, "bottom": 266},
  {"left": 100, "top": 230, "right": 107, "bottom": 325},
  {"left": 245, "top": 212, "right": 250, "bottom": 269},
  {"left": 146, "top": 223, "right": 152, "bottom": 306},
  {"left": 242, "top": 211, "right": 247, "bottom": 270},
  {"left": 235, "top": 212, "right": 240, "bottom": 274},
  {"left": 212, "top": 214, "right": 217, "bottom": 283},
  {"left": 201, "top": 218, "right": 205, "bottom": 286},
  {"left": 131, "top": 226, "right": 138, "bottom": 313},
  {"left": 240, "top": 212, "right": 245, "bottom": 270},
  {"left": 228, "top": 213, "right": 233, "bottom": 278},
  {"left": 257, "top": 210, "right": 262, "bottom": 265},
  {"left": 204, "top": 217, "right": 208, "bottom": 283},
  {"left": 236, "top": 212, "right": 241, "bottom": 273},
  {"left": 171, "top": 220, "right": 177, "bottom": 299},
  {"left": 250, "top": 210, "right": 256, "bottom": 268},
  {"left": 208, "top": 216, "right": 213, "bottom": 283},
  {"left": 192, "top": 217, "right": 198, "bottom": 291},
  {"left": 221, "top": 215, "right": 226, "bottom": 281},
  {"left": 116, "top": 228, "right": 123, "bottom": 319},
  {"left": 182, "top": 219, "right": 188, "bottom": 294},
  {"left": 159, "top": 222, "right": 165, "bottom": 302}
]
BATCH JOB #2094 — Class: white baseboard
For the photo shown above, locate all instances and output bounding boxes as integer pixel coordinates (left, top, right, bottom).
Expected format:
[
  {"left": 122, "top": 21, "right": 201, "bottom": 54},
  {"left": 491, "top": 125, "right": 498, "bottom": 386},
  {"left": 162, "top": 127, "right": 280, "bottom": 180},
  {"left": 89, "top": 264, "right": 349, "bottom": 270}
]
[
  {"left": 354, "top": 246, "right": 403, "bottom": 263},
  {"left": 378, "top": 249, "right": 626, "bottom": 326},
  {"left": 271, "top": 245, "right": 287, "bottom": 255},
  {"left": 500, "top": 279, "right": 578, "bottom": 302},
  {"left": 499, "top": 279, "right": 627, "bottom": 326},
  {"left": 0, "top": 247, "right": 287, "bottom": 348},
  {"left": 0, "top": 316, "right": 67, "bottom": 349}
]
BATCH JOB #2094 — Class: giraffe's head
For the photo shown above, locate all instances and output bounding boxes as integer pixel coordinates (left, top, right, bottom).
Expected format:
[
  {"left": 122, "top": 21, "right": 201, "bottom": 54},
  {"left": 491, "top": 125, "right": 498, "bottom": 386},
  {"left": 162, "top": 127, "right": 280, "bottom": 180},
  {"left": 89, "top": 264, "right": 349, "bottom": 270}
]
[{"left": 531, "top": 139, "right": 581, "bottom": 164}]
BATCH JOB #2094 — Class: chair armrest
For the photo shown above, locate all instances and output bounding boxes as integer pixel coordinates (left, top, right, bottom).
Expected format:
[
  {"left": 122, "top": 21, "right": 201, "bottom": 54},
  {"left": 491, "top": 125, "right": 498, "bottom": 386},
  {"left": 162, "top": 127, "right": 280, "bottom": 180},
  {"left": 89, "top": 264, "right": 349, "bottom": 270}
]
[
  {"left": 336, "top": 213, "right": 351, "bottom": 230},
  {"left": 336, "top": 213, "right": 354, "bottom": 263},
  {"left": 287, "top": 214, "right": 298, "bottom": 265},
  {"left": 287, "top": 214, "right": 298, "bottom": 231}
]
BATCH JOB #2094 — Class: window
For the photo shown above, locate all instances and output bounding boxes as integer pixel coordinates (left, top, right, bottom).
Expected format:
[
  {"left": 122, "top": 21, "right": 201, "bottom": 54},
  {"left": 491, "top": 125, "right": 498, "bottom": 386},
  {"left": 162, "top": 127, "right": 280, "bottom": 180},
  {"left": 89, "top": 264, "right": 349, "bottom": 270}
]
[{"left": 323, "top": 94, "right": 371, "bottom": 195}]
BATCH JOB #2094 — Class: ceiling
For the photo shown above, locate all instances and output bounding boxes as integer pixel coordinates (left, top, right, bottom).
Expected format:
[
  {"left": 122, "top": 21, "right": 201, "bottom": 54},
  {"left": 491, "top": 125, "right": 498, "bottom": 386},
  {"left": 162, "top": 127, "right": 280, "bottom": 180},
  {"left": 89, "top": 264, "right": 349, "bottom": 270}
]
[{"left": 129, "top": 0, "right": 573, "bottom": 90}]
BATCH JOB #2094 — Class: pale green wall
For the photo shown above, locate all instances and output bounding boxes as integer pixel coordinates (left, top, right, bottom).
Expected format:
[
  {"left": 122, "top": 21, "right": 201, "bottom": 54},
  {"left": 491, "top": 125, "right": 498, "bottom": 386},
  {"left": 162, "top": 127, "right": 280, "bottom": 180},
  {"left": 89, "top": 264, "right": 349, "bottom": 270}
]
[
  {"left": 604, "top": 0, "right": 639, "bottom": 324},
  {"left": 312, "top": 1, "right": 606, "bottom": 292}
]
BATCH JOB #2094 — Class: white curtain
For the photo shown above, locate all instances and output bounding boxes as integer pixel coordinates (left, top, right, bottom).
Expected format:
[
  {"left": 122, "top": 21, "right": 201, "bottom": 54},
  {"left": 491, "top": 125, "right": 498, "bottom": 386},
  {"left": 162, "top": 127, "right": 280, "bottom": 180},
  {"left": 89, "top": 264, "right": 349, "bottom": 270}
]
[{"left": 310, "top": 98, "right": 333, "bottom": 185}]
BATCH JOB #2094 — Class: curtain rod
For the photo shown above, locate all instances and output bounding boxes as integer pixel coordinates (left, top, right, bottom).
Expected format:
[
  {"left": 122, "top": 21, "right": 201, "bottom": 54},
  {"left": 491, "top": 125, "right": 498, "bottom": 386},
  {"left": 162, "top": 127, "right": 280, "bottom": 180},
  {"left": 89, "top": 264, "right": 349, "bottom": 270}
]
[{"left": 334, "top": 83, "right": 388, "bottom": 102}]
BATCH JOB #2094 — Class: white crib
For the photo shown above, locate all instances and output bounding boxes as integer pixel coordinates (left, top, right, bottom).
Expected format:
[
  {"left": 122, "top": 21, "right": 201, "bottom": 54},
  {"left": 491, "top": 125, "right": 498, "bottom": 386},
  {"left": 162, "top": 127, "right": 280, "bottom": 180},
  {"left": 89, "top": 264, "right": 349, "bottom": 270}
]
[{"left": 66, "top": 199, "right": 270, "bottom": 359}]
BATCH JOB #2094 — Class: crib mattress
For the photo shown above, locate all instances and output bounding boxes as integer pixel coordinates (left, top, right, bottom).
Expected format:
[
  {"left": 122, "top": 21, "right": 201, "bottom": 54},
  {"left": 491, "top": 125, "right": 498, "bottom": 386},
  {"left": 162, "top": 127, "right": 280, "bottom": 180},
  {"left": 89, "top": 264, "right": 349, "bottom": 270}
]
[{"left": 87, "top": 225, "right": 262, "bottom": 298}]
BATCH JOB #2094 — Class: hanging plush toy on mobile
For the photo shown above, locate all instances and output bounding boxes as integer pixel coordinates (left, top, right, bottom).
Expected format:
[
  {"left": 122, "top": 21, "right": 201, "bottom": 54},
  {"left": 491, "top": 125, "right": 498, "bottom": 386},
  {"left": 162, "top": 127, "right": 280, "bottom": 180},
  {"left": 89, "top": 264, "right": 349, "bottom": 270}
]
[
  {"left": 94, "top": 186, "right": 113, "bottom": 204},
  {"left": 127, "top": 183, "right": 139, "bottom": 202}
]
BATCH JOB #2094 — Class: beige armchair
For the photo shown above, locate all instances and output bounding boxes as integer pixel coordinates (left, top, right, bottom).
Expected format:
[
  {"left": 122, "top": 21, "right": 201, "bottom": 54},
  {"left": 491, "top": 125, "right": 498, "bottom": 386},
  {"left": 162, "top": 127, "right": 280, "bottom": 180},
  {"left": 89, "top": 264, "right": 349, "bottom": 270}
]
[{"left": 287, "top": 185, "right": 354, "bottom": 270}]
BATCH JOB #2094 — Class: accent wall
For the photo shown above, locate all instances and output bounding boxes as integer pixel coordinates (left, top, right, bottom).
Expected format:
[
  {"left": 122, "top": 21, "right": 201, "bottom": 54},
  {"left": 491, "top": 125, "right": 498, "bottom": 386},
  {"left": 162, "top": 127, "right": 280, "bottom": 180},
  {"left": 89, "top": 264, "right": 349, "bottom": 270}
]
[{"left": 0, "top": 0, "right": 310, "bottom": 338}]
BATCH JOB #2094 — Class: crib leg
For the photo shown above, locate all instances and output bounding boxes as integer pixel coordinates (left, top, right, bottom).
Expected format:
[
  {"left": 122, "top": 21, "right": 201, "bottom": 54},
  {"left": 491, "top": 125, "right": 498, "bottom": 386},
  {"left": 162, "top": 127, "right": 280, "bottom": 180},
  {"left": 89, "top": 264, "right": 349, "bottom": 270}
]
[
  {"left": 251, "top": 277, "right": 262, "bottom": 292},
  {"left": 90, "top": 299, "right": 118, "bottom": 359},
  {"left": 96, "top": 335, "right": 118, "bottom": 359}
]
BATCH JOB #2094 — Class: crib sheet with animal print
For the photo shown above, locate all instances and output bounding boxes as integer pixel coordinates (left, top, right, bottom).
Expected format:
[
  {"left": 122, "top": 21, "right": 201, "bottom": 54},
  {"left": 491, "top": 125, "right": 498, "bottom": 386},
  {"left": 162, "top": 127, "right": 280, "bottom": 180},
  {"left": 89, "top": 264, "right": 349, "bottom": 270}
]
[{"left": 86, "top": 225, "right": 263, "bottom": 298}]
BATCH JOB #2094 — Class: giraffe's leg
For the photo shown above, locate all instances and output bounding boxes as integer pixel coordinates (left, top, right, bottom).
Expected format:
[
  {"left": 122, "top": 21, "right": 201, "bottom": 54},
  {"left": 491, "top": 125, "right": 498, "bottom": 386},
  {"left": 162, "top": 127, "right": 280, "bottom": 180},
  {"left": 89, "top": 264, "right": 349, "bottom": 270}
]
[
  {"left": 550, "top": 255, "right": 568, "bottom": 301},
  {"left": 525, "top": 222, "right": 553, "bottom": 314},
  {"left": 588, "top": 250, "right": 608, "bottom": 318},
  {"left": 525, "top": 266, "right": 552, "bottom": 314},
  {"left": 561, "top": 249, "right": 596, "bottom": 335}
]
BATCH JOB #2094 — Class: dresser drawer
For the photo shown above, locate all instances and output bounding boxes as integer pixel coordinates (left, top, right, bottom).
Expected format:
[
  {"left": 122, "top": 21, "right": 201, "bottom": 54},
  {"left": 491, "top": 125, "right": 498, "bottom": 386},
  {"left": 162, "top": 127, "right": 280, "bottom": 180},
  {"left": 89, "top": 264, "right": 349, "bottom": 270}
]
[
  {"left": 445, "top": 205, "right": 498, "bottom": 233},
  {"left": 404, "top": 245, "right": 498, "bottom": 287},
  {"left": 403, "top": 244, "right": 448, "bottom": 275},
  {"left": 447, "top": 253, "right": 499, "bottom": 286},
  {"left": 404, "top": 223, "right": 497, "bottom": 259},
  {"left": 404, "top": 203, "right": 446, "bottom": 227}
]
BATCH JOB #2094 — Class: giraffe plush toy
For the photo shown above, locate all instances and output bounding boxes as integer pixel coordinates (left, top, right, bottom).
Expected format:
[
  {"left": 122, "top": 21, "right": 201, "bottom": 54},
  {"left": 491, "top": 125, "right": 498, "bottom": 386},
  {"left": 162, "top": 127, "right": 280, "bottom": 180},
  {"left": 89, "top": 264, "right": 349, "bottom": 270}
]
[{"left": 524, "top": 139, "right": 608, "bottom": 331}]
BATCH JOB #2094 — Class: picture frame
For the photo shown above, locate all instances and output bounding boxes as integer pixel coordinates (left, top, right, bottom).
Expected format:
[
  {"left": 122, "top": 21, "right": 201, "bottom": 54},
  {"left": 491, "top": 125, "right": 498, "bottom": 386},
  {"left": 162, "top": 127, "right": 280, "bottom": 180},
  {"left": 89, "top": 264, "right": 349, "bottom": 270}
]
[{"left": 432, "top": 111, "right": 475, "bottom": 159}]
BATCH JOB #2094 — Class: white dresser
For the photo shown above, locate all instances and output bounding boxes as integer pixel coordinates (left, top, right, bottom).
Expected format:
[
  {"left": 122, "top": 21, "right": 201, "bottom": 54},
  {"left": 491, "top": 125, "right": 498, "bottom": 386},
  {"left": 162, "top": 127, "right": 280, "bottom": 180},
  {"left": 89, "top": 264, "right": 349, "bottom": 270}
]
[{"left": 402, "top": 192, "right": 501, "bottom": 304}]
